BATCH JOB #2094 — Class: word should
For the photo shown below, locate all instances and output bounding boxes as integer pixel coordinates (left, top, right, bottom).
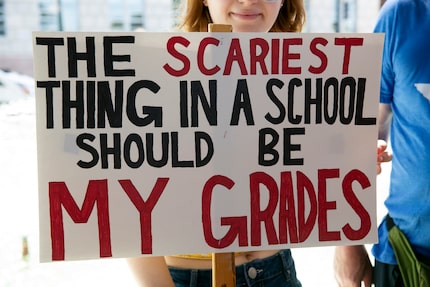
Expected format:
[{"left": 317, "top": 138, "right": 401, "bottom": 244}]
[{"left": 77, "top": 131, "right": 213, "bottom": 169}]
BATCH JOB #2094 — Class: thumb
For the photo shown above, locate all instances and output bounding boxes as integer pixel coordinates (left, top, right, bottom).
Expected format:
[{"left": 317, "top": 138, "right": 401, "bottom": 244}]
[{"left": 362, "top": 265, "right": 373, "bottom": 287}]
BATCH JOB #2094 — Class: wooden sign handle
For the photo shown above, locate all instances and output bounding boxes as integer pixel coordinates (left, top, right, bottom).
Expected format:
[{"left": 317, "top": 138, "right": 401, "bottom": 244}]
[
  {"left": 212, "top": 252, "right": 236, "bottom": 287},
  {"left": 207, "top": 22, "right": 235, "bottom": 287},
  {"left": 208, "top": 24, "right": 233, "bottom": 32}
]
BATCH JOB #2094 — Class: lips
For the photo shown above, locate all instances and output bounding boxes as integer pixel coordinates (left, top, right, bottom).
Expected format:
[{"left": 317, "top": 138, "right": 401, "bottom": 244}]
[{"left": 230, "top": 11, "right": 262, "bottom": 20}]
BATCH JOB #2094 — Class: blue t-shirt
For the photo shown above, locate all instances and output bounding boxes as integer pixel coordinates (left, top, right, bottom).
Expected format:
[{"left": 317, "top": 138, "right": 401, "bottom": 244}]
[{"left": 372, "top": 0, "right": 430, "bottom": 264}]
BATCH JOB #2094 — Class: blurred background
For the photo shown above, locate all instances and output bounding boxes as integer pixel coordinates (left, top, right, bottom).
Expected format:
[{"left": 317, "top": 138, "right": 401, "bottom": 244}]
[
  {"left": 0, "top": 0, "right": 386, "bottom": 76},
  {"left": 1, "top": 0, "right": 389, "bottom": 286}
]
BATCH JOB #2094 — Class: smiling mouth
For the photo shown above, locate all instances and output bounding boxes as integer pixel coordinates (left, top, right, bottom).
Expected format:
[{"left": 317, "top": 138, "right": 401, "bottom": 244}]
[{"left": 231, "top": 12, "right": 262, "bottom": 19}]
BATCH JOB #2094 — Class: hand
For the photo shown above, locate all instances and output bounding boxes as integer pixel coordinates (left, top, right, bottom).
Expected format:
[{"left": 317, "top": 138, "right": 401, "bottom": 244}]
[
  {"left": 377, "top": 140, "right": 392, "bottom": 175},
  {"left": 334, "top": 245, "right": 373, "bottom": 287}
]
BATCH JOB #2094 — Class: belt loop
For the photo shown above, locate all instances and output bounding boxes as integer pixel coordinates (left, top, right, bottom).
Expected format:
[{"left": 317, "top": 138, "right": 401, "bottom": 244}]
[
  {"left": 189, "top": 269, "right": 198, "bottom": 287},
  {"left": 279, "top": 249, "right": 293, "bottom": 277},
  {"left": 385, "top": 214, "right": 395, "bottom": 231},
  {"left": 279, "top": 249, "right": 289, "bottom": 267}
]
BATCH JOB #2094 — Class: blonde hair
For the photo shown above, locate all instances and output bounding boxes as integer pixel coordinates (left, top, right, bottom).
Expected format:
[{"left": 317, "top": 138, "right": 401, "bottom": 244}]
[{"left": 177, "top": 0, "right": 306, "bottom": 32}]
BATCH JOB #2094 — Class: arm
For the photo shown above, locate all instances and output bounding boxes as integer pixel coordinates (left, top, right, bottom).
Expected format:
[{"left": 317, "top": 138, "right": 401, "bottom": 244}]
[
  {"left": 334, "top": 245, "right": 373, "bottom": 287},
  {"left": 378, "top": 103, "right": 392, "bottom": 141},
  {"left": 377, "top": 103, "right": 393, "bottom": 174},
  {"left": 127, "top": 256, "right": 175, "bottom": 287}
]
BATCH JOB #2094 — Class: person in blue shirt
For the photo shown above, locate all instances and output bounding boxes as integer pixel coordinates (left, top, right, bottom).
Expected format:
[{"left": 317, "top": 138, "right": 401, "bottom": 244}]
[{"left": 334, "top": 0, "right": 430, "bottom": 286}]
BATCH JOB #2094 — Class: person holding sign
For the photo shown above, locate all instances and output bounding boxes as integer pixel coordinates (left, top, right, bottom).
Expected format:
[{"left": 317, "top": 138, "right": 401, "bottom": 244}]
[
  {"left": 127, "top": 0, "right": 305, "bottom": 286},
  {"left": 334, "top": 0, "right": 430, "bottom": 286}
]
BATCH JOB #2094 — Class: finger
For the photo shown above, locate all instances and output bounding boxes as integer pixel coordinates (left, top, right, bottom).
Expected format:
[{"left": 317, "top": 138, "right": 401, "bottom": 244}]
[
  {"left": 377, "top": 140, "right": 388, "bottom": 154},
  {"left": 378, "top": 151, "right": 392, "bottom": 163},
  {"left": 376, "top": 163, "right": 382, "bottom": 175},
  {"left": 362, "top": 268, "right": 373, "bottom": 287},
  {"left": 377, "top": 139, "right": 387, "bottom": 147}
]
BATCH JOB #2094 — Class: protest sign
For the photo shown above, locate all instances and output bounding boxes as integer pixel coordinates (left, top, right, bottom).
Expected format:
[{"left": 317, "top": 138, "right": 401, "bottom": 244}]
[{"left": 32, "top": 32, "right": 384, "bottom": 262}]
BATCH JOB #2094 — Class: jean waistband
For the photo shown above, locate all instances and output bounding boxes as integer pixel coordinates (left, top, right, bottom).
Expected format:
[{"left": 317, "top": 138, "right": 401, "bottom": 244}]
[
  {"left": 236, "top": 249, "right": 292, "bottom": 284},
  {"left": 168, "top": 249, "right": 294, "bottom": 286}
]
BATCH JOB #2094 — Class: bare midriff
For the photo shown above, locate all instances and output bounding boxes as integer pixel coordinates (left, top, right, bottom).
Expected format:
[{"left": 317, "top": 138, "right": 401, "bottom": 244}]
[{"left": 165, "top": 250, "right": 280, "bottom": 269}]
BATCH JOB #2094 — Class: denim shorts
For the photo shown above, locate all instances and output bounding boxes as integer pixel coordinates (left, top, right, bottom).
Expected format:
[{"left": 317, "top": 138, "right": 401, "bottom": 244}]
[{"left": 168, "top": 249, "right": 302, "bottom": 287}]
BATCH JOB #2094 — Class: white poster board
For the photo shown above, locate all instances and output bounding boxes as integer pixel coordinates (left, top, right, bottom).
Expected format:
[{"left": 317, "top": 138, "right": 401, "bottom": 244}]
[{"left": 32, "top": 32, "right": 384, "bottom": 262}]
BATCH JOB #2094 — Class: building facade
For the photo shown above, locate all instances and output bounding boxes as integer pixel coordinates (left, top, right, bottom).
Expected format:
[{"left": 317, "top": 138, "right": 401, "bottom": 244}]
[
  {"left": 0, "top": 0, "right": 382, "bottom": 75},
  {"left": 305, "top": 0, "right": 381, "bottom": 33},
  {"left": 0, "top": 0, "right": 176, "bottom": 74}
]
